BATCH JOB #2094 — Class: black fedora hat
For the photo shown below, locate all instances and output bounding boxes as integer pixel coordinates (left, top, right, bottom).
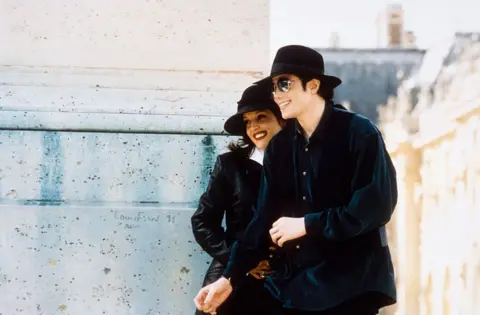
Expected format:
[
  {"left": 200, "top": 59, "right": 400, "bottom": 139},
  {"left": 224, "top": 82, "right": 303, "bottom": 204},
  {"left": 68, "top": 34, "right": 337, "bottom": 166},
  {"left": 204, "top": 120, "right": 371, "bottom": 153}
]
[
  {"left": 255, "top": 45, "right": 342, "bottom": 89},
  {"left": 224, "top": 83, "right": 281, "bottom": 136}
]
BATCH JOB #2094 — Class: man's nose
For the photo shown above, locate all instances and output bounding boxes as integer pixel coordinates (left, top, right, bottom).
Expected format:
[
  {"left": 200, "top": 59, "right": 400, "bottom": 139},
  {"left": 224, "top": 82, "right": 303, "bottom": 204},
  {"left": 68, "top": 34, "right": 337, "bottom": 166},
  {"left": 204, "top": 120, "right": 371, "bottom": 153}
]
[{"left": 273, "top": 92, "right": 283, "bottom": 102}]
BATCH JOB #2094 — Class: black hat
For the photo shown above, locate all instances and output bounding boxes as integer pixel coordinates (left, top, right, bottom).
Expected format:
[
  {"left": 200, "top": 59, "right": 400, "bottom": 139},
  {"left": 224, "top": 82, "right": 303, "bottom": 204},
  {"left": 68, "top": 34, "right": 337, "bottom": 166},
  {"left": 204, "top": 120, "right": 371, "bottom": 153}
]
[
  {"left": 255, "top": 45, "right": 342, "bottom": 89},
  {"left": 224, "top": 83, "right": 281, "bottom": 136}
]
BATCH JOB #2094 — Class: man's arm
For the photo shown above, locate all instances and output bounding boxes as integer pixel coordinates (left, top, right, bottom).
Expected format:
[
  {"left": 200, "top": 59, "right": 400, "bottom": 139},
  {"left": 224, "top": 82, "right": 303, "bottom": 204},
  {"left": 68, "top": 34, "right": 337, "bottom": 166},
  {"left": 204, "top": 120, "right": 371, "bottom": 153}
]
[{"left": 304, "top": 130, "right": 397, "bottom": 240}]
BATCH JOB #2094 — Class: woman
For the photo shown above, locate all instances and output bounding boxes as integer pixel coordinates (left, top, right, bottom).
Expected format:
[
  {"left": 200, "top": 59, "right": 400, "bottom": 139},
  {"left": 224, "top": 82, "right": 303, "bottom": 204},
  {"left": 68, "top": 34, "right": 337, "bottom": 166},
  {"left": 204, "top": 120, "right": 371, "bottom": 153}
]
[{"left": 191, "top": 83, "right": 284, "bottom": 315}]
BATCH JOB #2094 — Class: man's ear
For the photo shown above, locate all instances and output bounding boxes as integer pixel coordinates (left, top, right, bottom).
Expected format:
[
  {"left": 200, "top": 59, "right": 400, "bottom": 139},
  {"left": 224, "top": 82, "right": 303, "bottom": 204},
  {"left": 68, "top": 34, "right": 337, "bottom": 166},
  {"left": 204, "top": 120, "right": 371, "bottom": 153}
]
[{"left": 308, "top": 79, "right": 321, "bottom": 94}]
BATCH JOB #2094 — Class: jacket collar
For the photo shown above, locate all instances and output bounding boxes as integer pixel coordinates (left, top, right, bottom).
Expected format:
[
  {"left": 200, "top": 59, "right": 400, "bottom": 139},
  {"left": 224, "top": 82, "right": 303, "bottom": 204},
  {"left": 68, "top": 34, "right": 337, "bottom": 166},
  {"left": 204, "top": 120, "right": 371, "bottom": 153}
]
[{"left": 294, "top": 100, "right": 334, "bottom": 142}]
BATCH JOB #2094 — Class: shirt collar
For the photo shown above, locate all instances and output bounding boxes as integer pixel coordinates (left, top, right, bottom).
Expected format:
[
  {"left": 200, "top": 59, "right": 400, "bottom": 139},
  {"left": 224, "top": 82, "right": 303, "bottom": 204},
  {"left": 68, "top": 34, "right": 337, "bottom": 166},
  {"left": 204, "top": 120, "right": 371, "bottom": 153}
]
[
  {"left": 294, "top": 100, "right": 334, "bottom": 142},
  {"left": 249, "top": 147, "right": 264, "bottom": 165}
]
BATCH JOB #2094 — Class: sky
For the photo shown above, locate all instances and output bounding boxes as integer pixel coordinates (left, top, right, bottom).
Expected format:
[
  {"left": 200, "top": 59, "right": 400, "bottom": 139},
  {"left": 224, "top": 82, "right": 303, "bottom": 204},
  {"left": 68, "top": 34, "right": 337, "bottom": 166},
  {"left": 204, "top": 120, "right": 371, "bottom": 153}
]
[{"left": 270, "top": 0, "right": 480, "bottom": 52}]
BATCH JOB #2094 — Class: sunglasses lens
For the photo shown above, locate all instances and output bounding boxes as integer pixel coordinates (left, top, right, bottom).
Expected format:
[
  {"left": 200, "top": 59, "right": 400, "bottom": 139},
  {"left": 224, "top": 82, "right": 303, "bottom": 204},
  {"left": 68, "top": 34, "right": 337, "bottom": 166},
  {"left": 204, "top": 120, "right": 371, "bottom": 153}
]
[{"left": 276, "top": 79, "right": 291, "bottom": 93}]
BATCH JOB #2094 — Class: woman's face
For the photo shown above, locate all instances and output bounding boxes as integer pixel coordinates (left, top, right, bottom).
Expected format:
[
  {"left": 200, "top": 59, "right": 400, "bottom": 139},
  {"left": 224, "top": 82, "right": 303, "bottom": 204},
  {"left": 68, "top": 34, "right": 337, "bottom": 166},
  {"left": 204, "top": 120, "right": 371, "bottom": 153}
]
[{"left": 243, "top": 109, "right": 282, "bottom": 151}]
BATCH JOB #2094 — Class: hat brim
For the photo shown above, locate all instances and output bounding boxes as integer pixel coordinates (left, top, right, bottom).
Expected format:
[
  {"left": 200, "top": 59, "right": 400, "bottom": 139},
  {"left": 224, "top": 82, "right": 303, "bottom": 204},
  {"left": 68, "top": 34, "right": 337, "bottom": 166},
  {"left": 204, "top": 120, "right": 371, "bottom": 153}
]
[
  {"left": 254, "top": 64, "right": 342, "bottom": 89},
  {"left": 224, "top": 104, "right": 274, "bottom": 136}
]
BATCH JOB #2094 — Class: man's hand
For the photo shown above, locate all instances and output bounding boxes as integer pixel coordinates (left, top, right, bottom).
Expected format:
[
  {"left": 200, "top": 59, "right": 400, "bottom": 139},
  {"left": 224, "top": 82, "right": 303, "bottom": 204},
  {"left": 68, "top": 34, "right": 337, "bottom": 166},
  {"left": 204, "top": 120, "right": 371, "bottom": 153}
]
[
  {"left": 269, "top": 217, "right": 306, "bottom": 247},
  {"left": 248, "top": 260, "right": 272, "bottom": 280},
  {"left": 193, "top": 277, "right": 232, "bottom": 314}
]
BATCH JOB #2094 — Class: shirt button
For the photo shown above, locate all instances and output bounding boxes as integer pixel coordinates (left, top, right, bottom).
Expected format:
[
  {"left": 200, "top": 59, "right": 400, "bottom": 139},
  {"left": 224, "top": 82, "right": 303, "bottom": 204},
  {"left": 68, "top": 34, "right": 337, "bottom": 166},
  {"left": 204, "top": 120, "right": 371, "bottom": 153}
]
[
  {"left": 305, "top": 148, "right": 309, "bottom": 152},
  {"left": 302, "top": 171, "right": 306, "bottom": 176},
  {"left": 296, "top": 245, "right": 300, "bottom": 249},
  {"left": 302, "top": 196, "right": 306, "bottom": 200}
]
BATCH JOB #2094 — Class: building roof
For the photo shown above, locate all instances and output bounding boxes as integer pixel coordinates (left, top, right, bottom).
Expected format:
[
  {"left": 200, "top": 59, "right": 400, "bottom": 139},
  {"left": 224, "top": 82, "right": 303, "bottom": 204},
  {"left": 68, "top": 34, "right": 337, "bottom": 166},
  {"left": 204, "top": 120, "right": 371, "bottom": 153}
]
[{"left": 314, "top": 47, "right": 425, "bottom": 122}]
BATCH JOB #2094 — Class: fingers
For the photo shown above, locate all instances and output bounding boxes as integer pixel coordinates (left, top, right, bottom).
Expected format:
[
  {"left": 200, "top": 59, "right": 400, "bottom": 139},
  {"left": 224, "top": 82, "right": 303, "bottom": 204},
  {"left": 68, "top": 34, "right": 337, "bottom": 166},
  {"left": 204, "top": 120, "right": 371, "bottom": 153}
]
[
  {"left": 270, "top": 218, "right": 285, "bottom": 245},
  {"left": 197, "top": 279, "right": 232, "bottom": 314},
  {"left": 193, "top": 287, "right": 209, "bottom": 310},
  {"left": 203, "top": 291, "right": 219, "bottom": 314},
  {"left": 269, "top": 226, "right": 275, "bottom": 237},
  {"left": 270, "top": 230, "right": 282, "bottom": 245},
  {"left": 248, "top": 263, "right": 272, "bottom": 279},
  {"left": 272, "top": 232, "right": 288, "bottom": 247},
  {"left": 250, "top": 270, "right": 271, "bottom": 279},
  {"left": 257, "top": 260, "right": 270, "bottom": 267},
  {"left": 269, "top": 225, "right": 282, "bottom": 243},
  {"left": 203, "top": 303, "right": 217, "bottom": 314},
  {"left": 257, "top": 262, "right": 271, "bottom": 271},
  {"left": 203, "top": 286, "right": 216, "bottom": 305},
  {"left": 249, "top": 271, "right": 262, "bottom": 279},
  {"left": 249, "top": 261, "right": 272, "bottom": 279},
  {"left": 258, "top": 266, "right": 272, "bottom": 273},
  {"left": 278, "top": 236, "right": 287, "bottom": 247}
]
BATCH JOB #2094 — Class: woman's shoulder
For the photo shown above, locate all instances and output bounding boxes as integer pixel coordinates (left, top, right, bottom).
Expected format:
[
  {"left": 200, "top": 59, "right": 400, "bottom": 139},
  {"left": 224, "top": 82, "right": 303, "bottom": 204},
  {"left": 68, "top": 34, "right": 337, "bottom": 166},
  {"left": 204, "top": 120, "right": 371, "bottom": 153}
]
[{"left": 216, "top": 151, "right": 245, "bottom": 170}]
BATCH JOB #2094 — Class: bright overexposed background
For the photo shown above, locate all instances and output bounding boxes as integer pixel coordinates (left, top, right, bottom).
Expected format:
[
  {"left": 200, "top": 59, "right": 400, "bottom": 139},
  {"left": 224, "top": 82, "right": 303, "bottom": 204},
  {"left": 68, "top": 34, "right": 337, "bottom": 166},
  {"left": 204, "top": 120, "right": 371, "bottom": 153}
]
[{"left": 271, "top": 0, "right": 480, "bottom": 51}]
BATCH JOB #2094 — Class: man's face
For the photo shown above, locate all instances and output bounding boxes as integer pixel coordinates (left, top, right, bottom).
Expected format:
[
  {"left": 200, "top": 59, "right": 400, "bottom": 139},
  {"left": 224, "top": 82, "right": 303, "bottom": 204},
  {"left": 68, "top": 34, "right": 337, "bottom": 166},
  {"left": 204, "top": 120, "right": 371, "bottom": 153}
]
[{"left": 272, "top": 74, "right": 316, "bottom": 120}]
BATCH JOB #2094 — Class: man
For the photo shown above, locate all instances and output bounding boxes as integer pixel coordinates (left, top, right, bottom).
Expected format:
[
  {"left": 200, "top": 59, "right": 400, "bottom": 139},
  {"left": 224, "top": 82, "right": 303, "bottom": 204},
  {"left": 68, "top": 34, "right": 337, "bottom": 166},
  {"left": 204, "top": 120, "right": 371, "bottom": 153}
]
[{"left": 194, "top": 45, "right": 397, "bottom": 315}]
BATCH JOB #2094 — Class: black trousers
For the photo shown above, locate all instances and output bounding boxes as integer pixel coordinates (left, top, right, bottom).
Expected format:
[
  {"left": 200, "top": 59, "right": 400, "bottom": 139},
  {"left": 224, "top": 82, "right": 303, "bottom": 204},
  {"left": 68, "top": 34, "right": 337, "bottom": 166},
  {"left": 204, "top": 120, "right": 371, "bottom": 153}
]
[
  {"left": 196, "top": 277, "right": 379, "bottom": 315},
  {"left": 263, "top": 293, "right": 380, "bottom": 315}
]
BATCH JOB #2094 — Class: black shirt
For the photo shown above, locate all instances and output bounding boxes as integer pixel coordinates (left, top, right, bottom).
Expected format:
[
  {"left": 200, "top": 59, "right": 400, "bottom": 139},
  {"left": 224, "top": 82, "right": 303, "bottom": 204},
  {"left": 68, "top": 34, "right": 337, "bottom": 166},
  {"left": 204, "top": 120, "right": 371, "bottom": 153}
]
[{"left": 224, "top": 103, "right": 398, "bottom": 312}]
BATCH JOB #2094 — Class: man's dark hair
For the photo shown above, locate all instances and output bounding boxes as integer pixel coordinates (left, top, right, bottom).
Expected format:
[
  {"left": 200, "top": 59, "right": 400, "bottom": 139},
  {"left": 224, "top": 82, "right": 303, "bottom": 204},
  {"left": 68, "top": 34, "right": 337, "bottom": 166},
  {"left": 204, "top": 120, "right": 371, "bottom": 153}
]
[{"left": 297, "top": 74, "right": 335, "bottom": 101}]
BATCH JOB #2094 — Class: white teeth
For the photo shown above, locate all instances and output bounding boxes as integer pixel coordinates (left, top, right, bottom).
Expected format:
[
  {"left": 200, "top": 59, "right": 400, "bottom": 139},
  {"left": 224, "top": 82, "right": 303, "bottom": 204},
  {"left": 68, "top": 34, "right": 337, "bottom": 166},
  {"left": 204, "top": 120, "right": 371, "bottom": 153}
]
[{"left": 254, "top": 131, "right": 267, "bottom": 139}]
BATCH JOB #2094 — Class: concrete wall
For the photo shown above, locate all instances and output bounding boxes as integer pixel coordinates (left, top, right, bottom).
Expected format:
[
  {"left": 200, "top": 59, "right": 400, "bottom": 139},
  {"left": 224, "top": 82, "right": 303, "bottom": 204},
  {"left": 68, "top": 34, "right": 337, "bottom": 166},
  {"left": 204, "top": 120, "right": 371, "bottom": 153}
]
[{"left": 0, "top": 1, "right": 269, "bottom": 314}]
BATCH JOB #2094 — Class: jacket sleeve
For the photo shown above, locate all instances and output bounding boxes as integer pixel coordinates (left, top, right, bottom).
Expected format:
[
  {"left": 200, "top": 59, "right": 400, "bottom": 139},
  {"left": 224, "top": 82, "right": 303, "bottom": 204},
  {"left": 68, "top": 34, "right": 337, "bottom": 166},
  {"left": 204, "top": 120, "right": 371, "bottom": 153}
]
[
  {"left": 304, "top": 130, "right": 398, "bottom": 241},
  {"left": 191, "top": 156, "right": 234, "bottom": 265},
  {"left": 223, "top": 151, "right": 275, "bottom": 285}
]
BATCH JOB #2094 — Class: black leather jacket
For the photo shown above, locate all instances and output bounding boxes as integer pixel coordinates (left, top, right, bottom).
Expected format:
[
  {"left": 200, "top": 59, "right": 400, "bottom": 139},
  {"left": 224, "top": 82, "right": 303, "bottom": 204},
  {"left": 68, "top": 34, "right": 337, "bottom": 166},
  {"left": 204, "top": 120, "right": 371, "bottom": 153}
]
[{"left": 191, "top": 151, "right": 263, "bottom": 286}]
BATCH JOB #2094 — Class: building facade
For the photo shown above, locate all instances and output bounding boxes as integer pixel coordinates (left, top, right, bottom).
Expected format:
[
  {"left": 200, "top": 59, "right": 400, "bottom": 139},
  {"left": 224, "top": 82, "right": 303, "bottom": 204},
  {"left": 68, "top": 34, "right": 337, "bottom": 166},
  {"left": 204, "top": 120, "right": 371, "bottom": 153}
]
[
  {"left": 315, "top": 48, "right": 425, "bottom": 122},
  {"left": 379, "top": 33, "right": 480, "bottom": 315}
]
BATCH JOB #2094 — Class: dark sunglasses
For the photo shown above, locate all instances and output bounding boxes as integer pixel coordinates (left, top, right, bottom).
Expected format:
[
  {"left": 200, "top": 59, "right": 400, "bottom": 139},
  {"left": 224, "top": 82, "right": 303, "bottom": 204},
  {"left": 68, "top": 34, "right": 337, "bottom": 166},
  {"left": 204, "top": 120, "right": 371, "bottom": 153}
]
[{"left": 272, "top": 77, "right": 296, "bottom": 94}]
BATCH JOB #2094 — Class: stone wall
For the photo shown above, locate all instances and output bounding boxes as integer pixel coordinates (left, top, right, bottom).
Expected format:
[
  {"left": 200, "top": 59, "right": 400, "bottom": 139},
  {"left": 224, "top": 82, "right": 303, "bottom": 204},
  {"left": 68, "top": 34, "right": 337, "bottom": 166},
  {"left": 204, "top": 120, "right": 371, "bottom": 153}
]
[{"left": 0, "top": 1, "right": 269, "bottom": 314}]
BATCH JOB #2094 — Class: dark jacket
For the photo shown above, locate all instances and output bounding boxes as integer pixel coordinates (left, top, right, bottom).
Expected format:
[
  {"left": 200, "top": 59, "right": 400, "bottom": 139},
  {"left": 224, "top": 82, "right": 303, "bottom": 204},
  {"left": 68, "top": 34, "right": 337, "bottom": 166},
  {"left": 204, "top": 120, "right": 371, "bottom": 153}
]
[
  {"left": 224, "top": 104, "right": 397, "bottom": 312},
  {"left": 191, "top": 151, "right": 264, "bottom": 286}
]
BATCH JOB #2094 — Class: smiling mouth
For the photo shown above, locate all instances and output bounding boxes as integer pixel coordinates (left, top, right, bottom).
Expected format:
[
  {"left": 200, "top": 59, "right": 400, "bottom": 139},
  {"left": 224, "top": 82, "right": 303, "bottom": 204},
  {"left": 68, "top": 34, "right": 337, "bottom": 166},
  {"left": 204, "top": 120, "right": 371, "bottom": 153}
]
[
  {"left": 253, "top": 131, "right": 267, "bottom": 141},
  {"left": 278, "top": 100, "right": 291, "bottom": 110}
]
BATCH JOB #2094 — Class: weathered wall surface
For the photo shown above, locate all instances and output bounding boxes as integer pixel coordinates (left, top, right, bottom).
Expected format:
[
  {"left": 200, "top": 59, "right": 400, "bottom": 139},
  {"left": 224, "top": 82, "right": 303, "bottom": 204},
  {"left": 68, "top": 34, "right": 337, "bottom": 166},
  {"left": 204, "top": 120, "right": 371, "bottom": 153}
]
[
  {"left": 0, "top": 203, "right": 207, "bottom": 315},
  {"left": 0, "top": 1, "right": 269, "bottom": 314},
  {"left": 0, "top": 132, "right": 228, "bottom": 203}
]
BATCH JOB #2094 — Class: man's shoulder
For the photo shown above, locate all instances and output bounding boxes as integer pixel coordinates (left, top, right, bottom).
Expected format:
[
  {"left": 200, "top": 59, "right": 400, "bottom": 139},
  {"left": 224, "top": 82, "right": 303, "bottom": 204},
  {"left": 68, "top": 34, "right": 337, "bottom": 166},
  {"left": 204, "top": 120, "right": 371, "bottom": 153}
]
[
  {"left": 333, "top": 106, "right": 380, "bottom": 137},
  {"left": 264, "top": 120, "right": 295, "bottom": 162},
  {"left": 268, "top": 120, "right": 295, "bottom": 147}
]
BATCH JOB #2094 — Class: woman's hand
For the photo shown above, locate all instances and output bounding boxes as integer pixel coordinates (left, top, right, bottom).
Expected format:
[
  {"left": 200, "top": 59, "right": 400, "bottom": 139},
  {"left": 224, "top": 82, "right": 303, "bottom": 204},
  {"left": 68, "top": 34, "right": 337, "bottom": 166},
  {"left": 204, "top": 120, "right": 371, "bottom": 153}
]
[{"left": 248, "top": 260, "right": 272, "bottom": 279}]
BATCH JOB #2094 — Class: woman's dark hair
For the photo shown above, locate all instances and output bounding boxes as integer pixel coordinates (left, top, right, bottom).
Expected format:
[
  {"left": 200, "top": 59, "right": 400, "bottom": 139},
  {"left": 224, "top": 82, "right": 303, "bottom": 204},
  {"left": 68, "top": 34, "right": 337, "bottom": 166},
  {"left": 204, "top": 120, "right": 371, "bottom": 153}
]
[
  {"left": 297, "top": 74, "right": 335, "bottom": 101},
  {"left": 227, "top": 134, "right": 256, "bottom": 158},
  {"left": 227, "top": 108, "right": 284, "bottom": 158}
]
